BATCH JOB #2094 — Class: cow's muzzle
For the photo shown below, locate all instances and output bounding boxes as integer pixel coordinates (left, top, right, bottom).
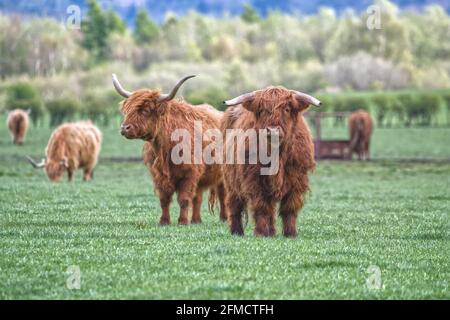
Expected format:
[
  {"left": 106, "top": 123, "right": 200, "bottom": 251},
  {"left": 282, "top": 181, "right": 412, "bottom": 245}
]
[{"left": 120, "top": 123, "right": 133, "bottom": 137}]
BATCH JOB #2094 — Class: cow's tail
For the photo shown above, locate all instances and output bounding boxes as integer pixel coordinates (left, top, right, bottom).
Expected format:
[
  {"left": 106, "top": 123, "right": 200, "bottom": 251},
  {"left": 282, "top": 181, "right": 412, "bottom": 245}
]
[
  {"left": 14, "top": 116, "right": 24, "bottom": 144},
  {"left": 350, "top": 121, "right": 362, "bottom": 151}
]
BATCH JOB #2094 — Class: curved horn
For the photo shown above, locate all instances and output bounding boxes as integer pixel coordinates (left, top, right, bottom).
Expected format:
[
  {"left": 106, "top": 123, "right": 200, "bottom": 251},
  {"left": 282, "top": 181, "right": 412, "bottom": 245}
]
[
  {"left": 158, "top": 75, "right": 196, "bottom": 103},
  {"left": 26, "top": 156, "right": 45, "bottom": 168},
  {"left": 223, "top": 92, "right": 256, "bottom": 106},
  {"left": 293, "top": 91, "right": 321, "bottom": 107},
  {"left": 112, "top": 74, "right": 132, "bottom": 98}
]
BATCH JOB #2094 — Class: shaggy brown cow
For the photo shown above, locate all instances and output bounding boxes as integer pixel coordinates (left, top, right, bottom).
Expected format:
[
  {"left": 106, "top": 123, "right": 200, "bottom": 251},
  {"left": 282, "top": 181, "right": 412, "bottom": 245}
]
[
  {"left": 112, "top": 74, "right": 227, "bottom": 225},
  {"left": 221, "top": 86, "right": 321, "bottom": 237},
  {"left": 349, "top": 110, "right": 373, "bottom": 161},
  {"left": 27, "top": 121, "right": 102, "bottom": 182},
  {"left": 7, "top": 109, "right": 30, "bottom": 145}
]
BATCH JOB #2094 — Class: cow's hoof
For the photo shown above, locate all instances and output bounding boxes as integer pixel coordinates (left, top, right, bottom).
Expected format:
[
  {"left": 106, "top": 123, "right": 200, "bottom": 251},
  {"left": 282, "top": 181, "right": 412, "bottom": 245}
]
[
  {"left": 283, "top": 229, "right": 298, "bottom": 238},
  {"left": 191, "top": 218, "right": 202, "bottom": 224},
  {"left": 159, "top": 218, "right": 171, "bottom": 226},
  {"left": 230, "top": 228, "right": 244, "bottom": 236},
  {"left": 178, "top": 218, "right": 189, "bottom": 225}
]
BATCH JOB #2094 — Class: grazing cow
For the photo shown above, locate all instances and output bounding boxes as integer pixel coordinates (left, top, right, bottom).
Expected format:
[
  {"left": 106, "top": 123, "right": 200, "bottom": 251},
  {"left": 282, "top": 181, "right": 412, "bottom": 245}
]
[
  {"left": 27, "top": 121, "right": 102, "bottom": 182},
  {"left": 7, "top": 109, "right": 30, "bottom": 145},
  {"left": 221, "top": 86, "right": 320, "bottom": 237},
  {"left": 349, "top": 110, "right": 373, "bottom": 161},
  {"left": 112, "top": 74, "right": 227, "bottom": 225}
]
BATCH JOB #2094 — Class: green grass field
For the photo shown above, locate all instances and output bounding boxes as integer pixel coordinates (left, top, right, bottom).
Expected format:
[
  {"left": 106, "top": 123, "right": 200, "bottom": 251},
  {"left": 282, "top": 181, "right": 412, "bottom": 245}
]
[{"left": 0, "top": 122, "right": 449, "bottom": 299}]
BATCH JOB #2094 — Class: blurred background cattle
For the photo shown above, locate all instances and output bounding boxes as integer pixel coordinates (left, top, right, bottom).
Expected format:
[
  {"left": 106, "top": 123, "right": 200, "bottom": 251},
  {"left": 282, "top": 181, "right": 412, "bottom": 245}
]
[
  {"left": 27, "top": 121, "right": 102, "bottom": 182},
  {"left": 349, "top": 110, "right": 374, "bottom": 160},
  {"left": 6, "top": 109, "right": 30, "bottom": 145}
]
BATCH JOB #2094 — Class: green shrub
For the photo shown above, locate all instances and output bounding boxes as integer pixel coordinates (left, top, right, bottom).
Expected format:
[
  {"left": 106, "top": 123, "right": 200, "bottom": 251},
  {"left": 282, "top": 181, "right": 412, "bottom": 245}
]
[
  {"left": 46, "top": 97, "right": 80, "bottom": 127},
  {"left": 370, "top": 94, "right": 395, "bottom": 127},
  {"left": 439, "top": 91, "right": 450, "bottom": 126},
  {"left": 81, "top": 90, "right": 122, "bottom": 126},
  {"left": 186, "top": 87, "right": 229, "bottom": 111},
  {"left": 5, "top": 83, "right": 44, "bottom": 125},
  {"left": 397, "top": 92, "right": 441, "bottom": 126}
]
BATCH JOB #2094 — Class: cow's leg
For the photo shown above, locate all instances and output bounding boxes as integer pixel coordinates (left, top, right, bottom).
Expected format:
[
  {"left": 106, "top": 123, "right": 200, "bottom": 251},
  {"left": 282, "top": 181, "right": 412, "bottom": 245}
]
[
  {"left": 217, "top": 183, "right": 228, "bottom": 222},
  {"left": 267, "top": 211, "right": 276, "bottom": 236},
  {"left": 191, "top": 189, "right": 202, "bottom": 224},
  {"left": 159, "top": 192, "right": 173, "bottom": 225},
  {"left": 358, "top": 149, "right": 363, "bottom": 161},
  {"left": 227, "top": 193, "right": 245, "bottom": 236},
  {"left": 365, "top": 139, "right": 371, "bottom": 161},
  {"left": 279, "top": 189, "right": 305, "bottom": 238},
  {"left": 67, "top": 169, "right": 74, "bottom": 182},
  {"left": 176, "top": 178, "right": 197, "bottom": 225},
  {"left": 251, "top": 200, "right": 276, "bottom": 237},
  {"left": 83, "top": 167, "right": 93, "bottom": 181}
]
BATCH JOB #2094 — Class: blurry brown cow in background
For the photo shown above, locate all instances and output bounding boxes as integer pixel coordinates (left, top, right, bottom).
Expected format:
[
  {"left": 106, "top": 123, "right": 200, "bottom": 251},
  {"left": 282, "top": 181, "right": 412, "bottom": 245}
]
[
  {"left": 349, "top": 110, "right": 373, "bottom": 160},
  {"left": 112, "top": 74, "right": 227, "bottom": 225},
  {"left": 27, "top": 121, "right": 102, "bottom": 182},
  {"left": 221, "top": 86, "right": 320, "bottom": 237},
  {"left": 7, "top": 109, "right": 30, "bottom": 145}
]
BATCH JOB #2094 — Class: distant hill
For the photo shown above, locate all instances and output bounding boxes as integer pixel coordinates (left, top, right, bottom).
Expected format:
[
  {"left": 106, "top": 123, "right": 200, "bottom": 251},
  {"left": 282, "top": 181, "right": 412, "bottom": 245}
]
[{"left": 0, "top": 0, "right": 448, "bottom": 24}]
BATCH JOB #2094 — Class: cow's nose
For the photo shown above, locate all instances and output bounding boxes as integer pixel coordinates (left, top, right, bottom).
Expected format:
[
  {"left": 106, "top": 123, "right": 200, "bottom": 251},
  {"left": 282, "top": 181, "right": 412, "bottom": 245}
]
[{"left": 121, "top": 124, "right": 132, "bottom": 135}]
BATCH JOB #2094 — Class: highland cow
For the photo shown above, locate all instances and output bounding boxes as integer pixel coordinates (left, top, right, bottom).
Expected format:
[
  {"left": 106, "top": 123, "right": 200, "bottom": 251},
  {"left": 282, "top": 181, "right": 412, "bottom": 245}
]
[
  {"left": 221, "top": 86, "right": 321, "bottom": 237},
  {"left": 27, "top": 121, "right": 102, "bottom": 182},
  {"left": 112, "top": 74, "right": 227, "bottom": 225},
  {"left": 349, "top": 110, "right": 373, "bottom": 161},
  {"left": 7, "top": 109, "right": 30, "bottom": 145}
]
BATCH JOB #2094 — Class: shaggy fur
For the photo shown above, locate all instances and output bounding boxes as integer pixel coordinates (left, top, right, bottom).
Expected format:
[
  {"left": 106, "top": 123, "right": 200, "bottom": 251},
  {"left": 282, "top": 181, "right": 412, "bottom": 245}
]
[
  {"left": 7, "top": 109, "right": 30, "bottom": 145},
  {"left": 349, "top": 110, "right": 373, "bottom": 161},
  {"left": 120, "top": 90, "right": 227, "bottom": 225},
  {"left": 221, "top": 86, "right": 316, "bottom": 237},
  {"left": 43, "top": 121, "right": 102, "bottom": 182}
]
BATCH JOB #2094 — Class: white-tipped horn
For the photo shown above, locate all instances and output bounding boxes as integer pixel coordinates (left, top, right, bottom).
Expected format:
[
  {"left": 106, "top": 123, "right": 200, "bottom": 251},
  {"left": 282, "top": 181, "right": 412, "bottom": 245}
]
[
  {"left": 26, "top": 156, "right": 45, "bottom": 168},
  {"left": 293, "top": 91, "right": 321, "bottom": 107},
  {"left": 158, "top": 75, "right": 196, "bottom": 103},
  {"left": 112, "top": 74, "right": 132, "bottom": 98},
  {"left": 223, "top": 92, "right": 256, "bottom": 106}
]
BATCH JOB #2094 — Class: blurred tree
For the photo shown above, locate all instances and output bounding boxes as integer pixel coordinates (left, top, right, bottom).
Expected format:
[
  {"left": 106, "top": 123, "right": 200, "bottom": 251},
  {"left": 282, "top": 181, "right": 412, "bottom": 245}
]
[
  {"left": 303, "top": 8, "right": 338, "bottom": 62},
  {"left": 134, "top": 9, "right": 159, "bottom": 44},
  {"left": 106, "top": 9, "right": 126, "bottom": 34},
  {"left": 81, "top": 0, "right": 110, "bottom": 62},
  {"left": 241, "top": 4, "right": 260, "bottom": 23}
]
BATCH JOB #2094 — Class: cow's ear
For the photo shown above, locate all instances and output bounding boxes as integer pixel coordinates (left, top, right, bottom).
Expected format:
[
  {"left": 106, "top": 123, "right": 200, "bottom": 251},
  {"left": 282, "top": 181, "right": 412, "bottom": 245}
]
[
  {"left": 241, "top": 100, "right": 258, "bottom": 113},
  {"left": 292, "top": 98, "right": 310, "bottom": 113}
]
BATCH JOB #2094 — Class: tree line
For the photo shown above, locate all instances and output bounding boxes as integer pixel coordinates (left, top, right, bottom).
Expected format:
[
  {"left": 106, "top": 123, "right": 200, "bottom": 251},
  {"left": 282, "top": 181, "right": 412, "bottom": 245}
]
[{"left": 0, "top": 0, "right": 449, "bottom": 127}]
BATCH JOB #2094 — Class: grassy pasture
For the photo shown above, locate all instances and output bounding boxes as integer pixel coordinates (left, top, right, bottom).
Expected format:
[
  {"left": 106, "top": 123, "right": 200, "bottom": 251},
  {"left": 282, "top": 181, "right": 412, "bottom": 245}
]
[{"left": 0, "top": 122, "right": 449, "bottom": 299}]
